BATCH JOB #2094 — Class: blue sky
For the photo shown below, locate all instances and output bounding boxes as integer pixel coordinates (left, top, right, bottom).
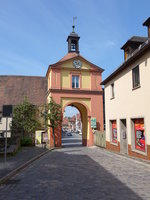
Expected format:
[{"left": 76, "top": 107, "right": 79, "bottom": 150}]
[
  {"left": 1, "top": 0, "right": 150, "bottom": 80},
  {"left": 64, "top": 106, "right": 79, "bottom": 117}
]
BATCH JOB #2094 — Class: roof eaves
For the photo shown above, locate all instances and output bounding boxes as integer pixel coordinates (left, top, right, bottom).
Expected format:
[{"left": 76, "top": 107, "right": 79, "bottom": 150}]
[
  {"left": 46, "top": 54, "right": 104, "bottom": 73},
  {"left": 143, "top": 17, "right": 150, "bottom": 26},
  {"left": 121, "top": 36, "right": 148, "bottom": 50},
  {"left": 79, "top": 55, "right": 104, "bottom": 72},
  {"left": 101, "top": 39, "right": 150, "bottom": 85}
]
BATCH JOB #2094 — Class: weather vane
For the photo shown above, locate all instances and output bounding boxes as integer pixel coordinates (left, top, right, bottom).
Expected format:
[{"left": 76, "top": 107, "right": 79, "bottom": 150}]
[{"left": 72, "top": 17, "right": 77, "bottom": 32}]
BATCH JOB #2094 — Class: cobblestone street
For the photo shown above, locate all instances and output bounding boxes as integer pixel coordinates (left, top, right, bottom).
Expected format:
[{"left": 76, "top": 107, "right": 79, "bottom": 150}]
[{"left": 0, "top": 146, "right": 150, "bottom": 200}]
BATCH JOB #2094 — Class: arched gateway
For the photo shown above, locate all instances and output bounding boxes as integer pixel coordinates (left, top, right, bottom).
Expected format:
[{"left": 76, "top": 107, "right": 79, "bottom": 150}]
[{"left": 46, "top": 26, "right": 104, "bottom": 147}]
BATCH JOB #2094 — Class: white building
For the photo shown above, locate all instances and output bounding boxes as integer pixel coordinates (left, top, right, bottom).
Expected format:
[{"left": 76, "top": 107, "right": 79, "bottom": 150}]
[{"left": 101, "top": 18, "right": 150, "bottom": 160}]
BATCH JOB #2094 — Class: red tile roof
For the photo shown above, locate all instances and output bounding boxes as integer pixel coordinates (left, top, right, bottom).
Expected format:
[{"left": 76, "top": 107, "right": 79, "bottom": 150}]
[
  {"left": 58, "top": 52, "right": 78, "bottom": 62},
  {"left": 0, "top": 76, "right": 47, "bottom": 110}
]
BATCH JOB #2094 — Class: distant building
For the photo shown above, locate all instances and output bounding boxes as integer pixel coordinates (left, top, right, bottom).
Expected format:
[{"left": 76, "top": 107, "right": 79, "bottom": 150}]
[
  {"left": 0, "top": 76, "right": 47, "bottom": 132},
  {"left": 76, "top": 113, "right": 82, "bottom": 131},
  {"left": 62, "top": 117, "right": 69, "bottom": 130},
  {"left": 62, "top": 113, "right": 82, "bottom": 132},
  {"left": 101, "top": 17, "right": 150, "bottom": 160}
]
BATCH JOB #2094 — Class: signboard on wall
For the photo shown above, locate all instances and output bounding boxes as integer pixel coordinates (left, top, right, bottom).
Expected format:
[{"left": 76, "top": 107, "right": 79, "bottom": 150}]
[
  {"left": 91, "top": 117, "right": 96, "bottom": 129},
  {"left": 0, "top": 131, "right": 11, "bottom": 138},
  {"left": 112, "top": 120, "right": 117, "bottom": 143},
  {"left": 134, "top": 118, "right": 145, "bottom": 151}
]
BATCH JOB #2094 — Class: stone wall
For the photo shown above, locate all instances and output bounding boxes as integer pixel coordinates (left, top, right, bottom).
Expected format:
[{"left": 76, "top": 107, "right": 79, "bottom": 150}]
[
  {"left": 94, "top": 131, "right": 106, "bottom": 148},
  {"left": 106, "top": 141, "right": 120, "bottom": 152}
]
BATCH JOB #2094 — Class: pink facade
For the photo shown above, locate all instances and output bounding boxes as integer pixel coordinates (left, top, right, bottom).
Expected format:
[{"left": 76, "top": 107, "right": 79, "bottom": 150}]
[{"left": 47, "top": 54, "right": 104, "bottom": 147}]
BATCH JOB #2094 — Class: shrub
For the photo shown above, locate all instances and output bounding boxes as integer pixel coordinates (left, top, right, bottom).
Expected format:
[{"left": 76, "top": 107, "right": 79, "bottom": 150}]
[{"left": 21, "top": 137, "right": 33, "bottom": 146}]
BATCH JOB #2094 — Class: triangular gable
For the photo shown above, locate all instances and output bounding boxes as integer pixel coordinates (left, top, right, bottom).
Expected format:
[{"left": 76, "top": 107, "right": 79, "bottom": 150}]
[{"left": 46, "top": 53, "right": 104, "bottom": 77}]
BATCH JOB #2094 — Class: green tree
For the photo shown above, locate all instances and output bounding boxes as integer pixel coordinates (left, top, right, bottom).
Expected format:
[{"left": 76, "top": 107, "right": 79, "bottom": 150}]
[
  {"left": 44, "top": 97, "right": 62, "bottom": 147},
  {"left": 11, "top": 97, "right": 40, "bottom": 140}
]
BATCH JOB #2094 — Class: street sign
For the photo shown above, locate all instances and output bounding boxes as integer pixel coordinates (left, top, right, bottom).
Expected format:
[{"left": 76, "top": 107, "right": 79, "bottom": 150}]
[
  {"left": 0, "top": 132, "right": 4, "bottom": 138},
  {"left": 91, "top": 117, "right": 97, "bottom": 129},
  {"left": 0, "top": 131, "right": 11, "bottom": 138},
  {"left": 2, "top": 105, "right": 13, "bottom": 117}
]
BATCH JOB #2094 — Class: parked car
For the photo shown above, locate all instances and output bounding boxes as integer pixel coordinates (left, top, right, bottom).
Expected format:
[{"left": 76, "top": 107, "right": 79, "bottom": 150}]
[
  {"left": 67, "top": 133, "right": 72, "bottom": 136},
  {"left": 75, "top": 130, "right": 79, "bottom": 134},
  {"left": 78, "top": 130, "right": 82, "bottom": 135},
  {"left": 76, "top": 130, "right": 82, "bottom": 135}
]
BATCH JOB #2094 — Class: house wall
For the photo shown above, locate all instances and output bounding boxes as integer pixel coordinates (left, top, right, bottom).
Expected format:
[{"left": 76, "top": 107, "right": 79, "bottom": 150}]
[
  {"left": 81, "top": 71, "right": 91, "bottom": 89},
  {"left": 60, "top": 60, "right": 91, "bottom": 90},
  {"left": 104, "top": 51, "right": 150, "bottom": 159}
]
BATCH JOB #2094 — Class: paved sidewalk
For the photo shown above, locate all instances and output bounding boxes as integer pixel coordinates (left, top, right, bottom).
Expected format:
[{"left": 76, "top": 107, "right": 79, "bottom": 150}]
[
  {"left": 1, "top": 146, "right": 150, "bottom": 199},
  {"left": 0, "top": 145, "right": 49, "bottom": 181}
]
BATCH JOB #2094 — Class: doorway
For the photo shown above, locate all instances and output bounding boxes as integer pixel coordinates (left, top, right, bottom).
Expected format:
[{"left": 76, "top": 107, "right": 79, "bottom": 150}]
[{"left": 120, "top": 119, "right": 128, "bottom": 154}]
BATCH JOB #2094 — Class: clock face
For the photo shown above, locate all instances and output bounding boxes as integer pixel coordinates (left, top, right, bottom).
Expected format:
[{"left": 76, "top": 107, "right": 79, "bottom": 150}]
[{"left": 73, "top": 60, "right": 82, "bottom": 68}]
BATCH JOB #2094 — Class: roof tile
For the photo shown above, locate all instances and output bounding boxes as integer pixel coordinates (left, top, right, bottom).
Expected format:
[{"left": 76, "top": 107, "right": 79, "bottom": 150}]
[{"left": 0, "top": 76, "right": 47, "bottom": 109}]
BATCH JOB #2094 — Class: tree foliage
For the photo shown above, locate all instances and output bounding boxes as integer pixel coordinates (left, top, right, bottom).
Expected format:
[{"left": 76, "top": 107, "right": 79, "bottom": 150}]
[
  {"left": 11, "top": 97, "right": 40, "bottom": 138},
  {"left": 44, "top": 97, "right": 62, "bottom": 146},
  {"left": 45, "top": 98, "right": 62, "bottom": 128}
]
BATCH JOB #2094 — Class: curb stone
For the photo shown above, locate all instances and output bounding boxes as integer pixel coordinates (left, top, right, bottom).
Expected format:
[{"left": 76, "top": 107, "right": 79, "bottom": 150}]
[
  {"left": 0, "top": 148, "right": 54, "bottom": 185},
  {"left": 94, "top": 145, "right": 150, "bottom": 165}
]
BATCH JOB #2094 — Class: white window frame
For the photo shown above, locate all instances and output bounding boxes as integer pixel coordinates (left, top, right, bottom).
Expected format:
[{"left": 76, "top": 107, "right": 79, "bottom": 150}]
[
  {"left": 132, "top": 65, "right": 140, "bottom": 89},
  {"left": 110, "top": 83, "right": 115, "bottom": 99},
  {"left": 72, "top": 75, "right": 80, "bottom": 89}
]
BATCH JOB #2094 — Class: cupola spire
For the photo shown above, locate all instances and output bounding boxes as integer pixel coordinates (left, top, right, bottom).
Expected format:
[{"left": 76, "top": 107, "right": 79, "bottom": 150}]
[
  {"left": 67, "top": 17, "right": 80, "bottom": 54},
  {"left": 72, "top": 16, "right": 77, "bottom": 32}
]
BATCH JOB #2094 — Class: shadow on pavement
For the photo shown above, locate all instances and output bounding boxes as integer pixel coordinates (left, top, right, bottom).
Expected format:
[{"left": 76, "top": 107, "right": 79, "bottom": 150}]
[
  {"left": 0, "top": 149, "right": 143, "bottom": 200},
  {"left": 62, "top": 143, "right": 83, "bottom": 148},
  {"left": 0, "top": 146, "right": 47, "bottom": 180}
]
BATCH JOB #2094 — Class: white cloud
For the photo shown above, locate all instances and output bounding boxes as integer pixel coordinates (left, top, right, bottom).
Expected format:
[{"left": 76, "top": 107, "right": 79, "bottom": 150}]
[{"left": 106, "top": 40, "right": 116, "bottom": 47}]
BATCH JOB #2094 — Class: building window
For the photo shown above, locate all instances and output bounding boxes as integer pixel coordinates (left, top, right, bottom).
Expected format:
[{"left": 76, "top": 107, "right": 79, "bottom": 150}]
[
  {"left": 132, "top": 65, "right": 140, "bottom": 88},
  {"left": 111, "top": 83, "right": 115, "bottom": 99},
  {"left": 111, "top": 120, "right": 117, "bottom": 143},
  {"left": 0, "top": 112, "right": 2, "bottom": 123},
  {"left": 72, "top": 75, "right": 79, "bottom": 88},
  {"left": 71, "top": 40, "right": 77, "bottom": 51},
  {"left": 134, "top": 118, "right": 145, "bottom": 152}
]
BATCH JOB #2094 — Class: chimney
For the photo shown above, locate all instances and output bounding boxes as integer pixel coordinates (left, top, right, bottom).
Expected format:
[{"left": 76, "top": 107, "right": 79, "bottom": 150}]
[{"left": 143, "top": 17, "right": 150, "bottom": 38}]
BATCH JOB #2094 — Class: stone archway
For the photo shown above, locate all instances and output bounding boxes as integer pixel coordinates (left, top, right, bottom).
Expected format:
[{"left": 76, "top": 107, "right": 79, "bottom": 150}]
[
  {"left": 48, "top": 98, "right": 94, "bottom": 148},
  {"left": 62, "top": 101, "right": 91, "bottom": 146}
]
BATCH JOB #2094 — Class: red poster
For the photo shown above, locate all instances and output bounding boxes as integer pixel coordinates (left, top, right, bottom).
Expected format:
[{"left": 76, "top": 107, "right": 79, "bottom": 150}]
[
  {"left": 134, "top": 119, "right": 145, "bottom": 151},
  {"left": 112, "top": 120, "right": 117, "bottom": 143}
]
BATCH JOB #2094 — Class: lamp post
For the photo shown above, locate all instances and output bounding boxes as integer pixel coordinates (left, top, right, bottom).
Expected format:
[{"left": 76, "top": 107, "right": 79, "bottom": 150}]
[{"left": 4, "top": 117, "right": 8, "bottom": 164}]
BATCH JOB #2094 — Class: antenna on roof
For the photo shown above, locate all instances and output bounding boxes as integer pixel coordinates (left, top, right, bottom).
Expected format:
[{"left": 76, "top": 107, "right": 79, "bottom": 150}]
[{"left": 72, "top": 17, "right": 77, "bottom": 32}]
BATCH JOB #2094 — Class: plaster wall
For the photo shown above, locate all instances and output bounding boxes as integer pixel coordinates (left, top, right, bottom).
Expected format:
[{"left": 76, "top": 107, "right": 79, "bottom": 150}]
[
  {"left": 61, "top": 59, "right": 91, "bottom": 70},
  {"left": 61, "top": 59, "right": 91, "bottom": 90},
  {"left": 104, "top": 51, "right": 150, "bottom": 147}
]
